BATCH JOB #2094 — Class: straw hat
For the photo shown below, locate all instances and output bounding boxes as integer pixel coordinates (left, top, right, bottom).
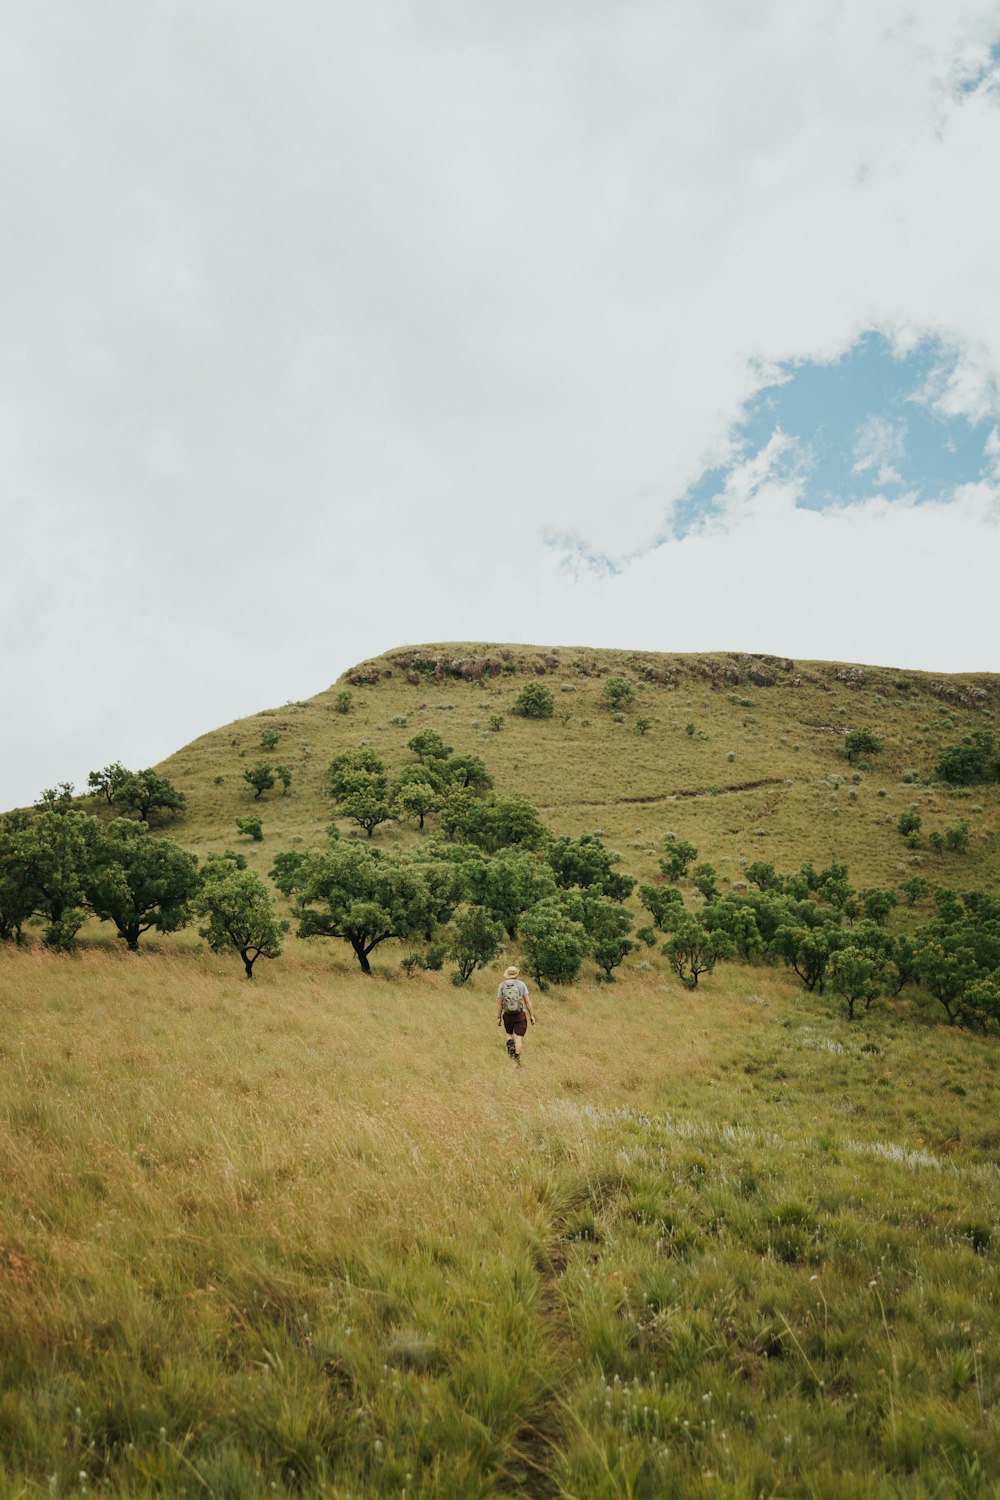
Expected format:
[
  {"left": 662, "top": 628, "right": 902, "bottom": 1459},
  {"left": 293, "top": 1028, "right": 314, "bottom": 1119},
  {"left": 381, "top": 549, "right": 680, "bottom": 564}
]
[{"left": 504, "top": 965, "right": 520, "bottom": 978}]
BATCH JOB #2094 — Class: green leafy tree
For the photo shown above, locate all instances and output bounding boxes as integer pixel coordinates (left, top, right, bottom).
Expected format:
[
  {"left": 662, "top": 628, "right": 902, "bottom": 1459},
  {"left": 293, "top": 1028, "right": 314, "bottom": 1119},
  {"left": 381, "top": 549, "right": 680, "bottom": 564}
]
[
  {"left": 335, "top": 691, "right": 354, "bottom": 714},
  {"left": 115, "top": 769, "right": 186, "bottom": 824},
  {"left": 274, "top": 765, "right": 293, "bottom": 796},
  {"left": 443, "top": 754, "right": 494, "bottom": 794},
  {"left": 772, "top": 922, "right": 840, "bottom": 993},
  {"left": 16, "top": 811, "right": 100, "bottom": 950},
  {"left": 197, "top": 859, "right": 287, "bottom": 979},
  {"left": 935, "top": 732, "right": 998, "bottom": 786},
  {"left": 272, "top": 842, "right": 459, "bottom": 974},
  {"left": 328, "top": 749, "right": 392, "bottom": 837},
  {"left": 583, "top": 896, "right": 635, "bottom": 981},
  {"left": 844, "top": 728, "right": 883, "bottom": 762},
  {"left": 35, "top": 782, "right": 76, "bottom": 812},
  {"left": 448, "top": 905, "right": 504, "bottom": 985},
  {"left": 0, "top": 817, "right": 40, "bottom": 943},
  {"left": 659, "top": 836, "right": 698, "bottom": 883},
  {"left": 488, "top": 713, "right": 505, "bottom": 732},
  {"left": 744, "top": 861, "right": 781, "bottom": 892},
  {"left": 602, "top": 676, "right": 635, "bottom": 713},
  {"left": 944, "top": 819, "right": 971, "bottom": 853},
  {"left": 259, "top": 728, "right": 281, "bottom": 751},
  {"left": 85, "top": 820, "right": 200, "bottom": 951},
  {"left": 511, "top": 683, "right": 554, "bottom": 720},
  {"left": 407, "top": 730, "right": 453, "bottom": 765},
  {"left": 828, "top": 945, "right": 886, "bottom": 1021},
  {"left": 662, "top": 915, "right": 734, "bottom": 988},
  {"left": 86, "top": 762, "right": 130, "bottom": 805},
  {"left": 638, "top": 883, "right": 685, "bottom": 931},
  {"left": 703, "top": 899, "right": 763, "bottom": 962},
  {"left": 236, "top": 816, "right": 264, "bottom": 842},
  {"left": 899, "top": 875, "right": 930, "bottom": 907},
  {"left": 441, "top": 792, "right": 548, "bottom": 854},
  {"left": 897, "top": 811, "right": 922, "bottom": 839},
  {"left": 243, "top": 762, "right": 276, "bottom": 800},
  {"left": 460, "top": 847, "right": 557, "bottom": 940},
  {"left": 860, "top": 887, "right": 898, "bottom": 925},
  {"left": 691, "top": 863, "right": 719, "bottom": 901},
  {"left": 547, "top": 834, "right": 635, "bottom": 901},
  {"left": 636, "top": 716, "right": 652, "bottom": 735},
  {"left": 392, "top": 777, "right": 441, "bottom": 830},
  {"left": 520, "top": 898, "right": 589, "bottom": 988}
]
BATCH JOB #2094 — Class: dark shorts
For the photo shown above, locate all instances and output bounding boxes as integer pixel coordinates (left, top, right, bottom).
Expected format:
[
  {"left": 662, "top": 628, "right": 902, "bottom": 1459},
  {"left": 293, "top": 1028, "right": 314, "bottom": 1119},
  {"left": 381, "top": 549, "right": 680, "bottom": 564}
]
[{"left": 502, "top": 1009, "right": 528, "bottom": 1036}]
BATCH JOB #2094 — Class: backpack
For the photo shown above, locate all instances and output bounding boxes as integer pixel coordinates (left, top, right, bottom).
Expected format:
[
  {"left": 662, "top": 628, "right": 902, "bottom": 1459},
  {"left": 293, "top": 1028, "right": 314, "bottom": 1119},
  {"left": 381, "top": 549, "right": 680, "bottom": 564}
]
[{"left": 501, "top": 979, "right": 525, "bottom": 1014}]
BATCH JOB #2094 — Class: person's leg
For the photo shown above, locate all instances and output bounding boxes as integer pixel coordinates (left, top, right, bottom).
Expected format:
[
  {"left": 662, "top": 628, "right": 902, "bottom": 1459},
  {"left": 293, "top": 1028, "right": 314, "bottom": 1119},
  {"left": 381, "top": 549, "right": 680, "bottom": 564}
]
[{"left": 513, "top": 1013, "right": 527, "bottom": 1059}]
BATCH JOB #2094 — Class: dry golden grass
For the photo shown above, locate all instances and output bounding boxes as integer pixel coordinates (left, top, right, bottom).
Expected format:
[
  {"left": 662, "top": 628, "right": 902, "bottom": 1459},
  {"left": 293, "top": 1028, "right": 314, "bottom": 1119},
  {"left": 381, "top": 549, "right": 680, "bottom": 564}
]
[{"left": 2, "top": 938, "right": 999, "bottom": 1496}]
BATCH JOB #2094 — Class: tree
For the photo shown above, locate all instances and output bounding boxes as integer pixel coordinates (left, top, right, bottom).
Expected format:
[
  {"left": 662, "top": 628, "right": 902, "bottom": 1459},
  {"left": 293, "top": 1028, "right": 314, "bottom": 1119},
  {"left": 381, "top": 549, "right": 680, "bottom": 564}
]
[
  {"left": 85, "top": 820, "right": 200, "bottom": 951},
  {"left": 328, "top": 749, "right": 391, "bottom": 837},
  {"left": 259, "top": 728, "right": 281, "bottom": 752},
  {"left": 828, "top": 945, "right": 886, "bottom": 1021},
  {"left": 547, "top": 834, "right": 635, "bottom": 901},
  {"left": 520, "top": 899, "right": 589, "bottom": 988},
  {"left": 115, "top": 770, "right": 186, "bottom": 824},
  {"left": 243, "top": 762, "right": 276, "bottom": 800},
  {"left": 636, "top": 717, "right": 652, "bottom": 736},
  {"left": 844, "top": 728, "right": 883, "bottom": 763},
  {"left": 407, "top": 729, "right": 453, "bottom": 765},
  {"left": 461, "top": 847, "right": 557, "bottom": 939},
  {"left": 236, "top": 816, "right": 264, "bottom": 842},
  {"left": 935, "top": 732, "right": 998, "bottom": 786},
  {"left": 944, "top": 820, "right": 971, "bottom": 854},
  {"left": 448, "top": 905, "right": 504, "bottom": 985},
  {"left": 35, "top": 782, "right": 76, "bottom": 812},
  {"left": 274, "top": 765, "right": 293, "bottom": 796},
  {"left": 860, "top": 887, "right": 898, "bottom": 925},
  {"left": 898, "top": 875, "right": 930, "bottom": 907},
  {"left": 772, "top": 922, "right": 840, "bottom": 992},
  {"left": 659, "top": 836, "right": 698, "bottom": 883},
  {"left": 444, "top": 754, "right": 494, "bottom": 794},
  {"left": 16, "top": 811, "right": 100, "bottom": 950},
  {"left": 691, "top": 863, "right": 719, "bottom": 901},
  {"left": 897, "top": 811, "right": 922, "bottom": 840},
  {"left": 602, "top": 676, "right": 635, "bottom": 713},
  {"left": 638, "top": 882, "right": 685, "bottom": 931},
  {"left": 272, "top": 842, "right": 459, "bottom": 975},
  {"left": 703, "top": 899, "right": 763, "bottom": 962},
  {"left": 511, "top": 683, "right": 554, "bottom": 720},
  {"left": 87, "top": 762, "right": 130, "bottom": 805},
  {"left": 197, "top": 860, "right": 287, "bottom": 979},
  {"left": 335, "top": 691, "right": 353, "bottom": 714},
  {"left": 392, "top": 777, "right": 441, "bottom": 830},
  {"left": 583, "top": 896, "right": 635, "bottom": 981},
  {"left": 441, "top": 793, "right": 548, "bottom": 854},
  {"left": 0, "top": 817, "right": 40, "bottom": 943},
  {"left": 662, "top": 916, "right": 733, "bottom": 989}
]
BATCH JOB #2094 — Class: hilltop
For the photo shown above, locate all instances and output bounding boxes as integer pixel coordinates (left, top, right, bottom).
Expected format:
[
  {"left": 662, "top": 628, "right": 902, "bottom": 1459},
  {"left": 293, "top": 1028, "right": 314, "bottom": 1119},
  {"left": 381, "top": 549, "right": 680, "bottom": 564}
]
[{"left": 157, "top": 641, "right": 1000, "bottom": 895}]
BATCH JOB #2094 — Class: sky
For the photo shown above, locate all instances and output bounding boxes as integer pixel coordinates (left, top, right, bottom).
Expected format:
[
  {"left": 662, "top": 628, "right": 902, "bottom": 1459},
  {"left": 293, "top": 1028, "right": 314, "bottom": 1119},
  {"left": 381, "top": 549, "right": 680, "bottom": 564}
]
[{"left": 2, "top": 0, "right": 1000, "bottom": 810}]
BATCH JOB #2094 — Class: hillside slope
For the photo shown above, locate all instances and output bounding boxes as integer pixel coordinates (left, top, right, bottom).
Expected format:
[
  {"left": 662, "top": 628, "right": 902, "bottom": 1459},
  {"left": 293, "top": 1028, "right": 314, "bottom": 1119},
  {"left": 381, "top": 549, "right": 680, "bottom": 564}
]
[{"left": 157, "top": 642, "right": 1000, "bottom": 896}]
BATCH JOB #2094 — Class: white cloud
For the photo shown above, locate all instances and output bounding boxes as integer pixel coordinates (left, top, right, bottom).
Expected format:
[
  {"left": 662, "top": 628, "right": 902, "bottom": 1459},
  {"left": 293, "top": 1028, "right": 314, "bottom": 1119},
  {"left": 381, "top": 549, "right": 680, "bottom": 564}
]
[{"left": 2, "top": 0, "right": 1000, "bottom": 805}]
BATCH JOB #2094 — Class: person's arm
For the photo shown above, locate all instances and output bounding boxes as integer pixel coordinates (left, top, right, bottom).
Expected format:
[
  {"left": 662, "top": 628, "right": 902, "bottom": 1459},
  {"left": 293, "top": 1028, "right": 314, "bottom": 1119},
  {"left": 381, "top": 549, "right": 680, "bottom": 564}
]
[
  {"left": 524, "top": 984, "right": 535, "bottom": 1024},
  {"left": 497, "top": 986, "right": 504, "bottom": 1024}
]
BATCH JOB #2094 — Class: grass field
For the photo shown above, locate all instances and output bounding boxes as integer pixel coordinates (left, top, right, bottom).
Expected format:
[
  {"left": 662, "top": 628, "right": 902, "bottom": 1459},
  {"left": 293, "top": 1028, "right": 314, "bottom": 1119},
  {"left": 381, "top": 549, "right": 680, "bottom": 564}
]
[
  {"left": 4, "top": 642, "right": 1000, "bottom": 1496},
  {"left": 2, "top": 933, "right": 999, "bottom": 1497}
]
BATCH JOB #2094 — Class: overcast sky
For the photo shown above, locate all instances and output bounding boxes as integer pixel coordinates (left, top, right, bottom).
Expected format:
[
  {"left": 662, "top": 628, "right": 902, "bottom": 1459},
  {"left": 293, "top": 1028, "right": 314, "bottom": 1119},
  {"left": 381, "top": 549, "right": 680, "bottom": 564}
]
[{"left": 3, "top": 1, "right": 1000, "bottom": 810}]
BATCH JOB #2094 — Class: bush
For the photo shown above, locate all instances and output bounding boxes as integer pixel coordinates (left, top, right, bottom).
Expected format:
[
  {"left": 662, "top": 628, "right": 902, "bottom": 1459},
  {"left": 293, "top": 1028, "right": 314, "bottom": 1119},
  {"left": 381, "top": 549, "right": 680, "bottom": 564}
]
[
  {"left": 844, "top": 728, "right": 883, "bottom": 762},
  {"left": 897, "top": 811, "right": 922, "bottom": 839},
  {"left": 512, "top": 683, "right": 554, "bottom": 720},
  {"left": 335, "top": 691, "right": 354, "bottom": 714},
  {"left": 236, "top": 816, "right": 264, "bottom": 842}
]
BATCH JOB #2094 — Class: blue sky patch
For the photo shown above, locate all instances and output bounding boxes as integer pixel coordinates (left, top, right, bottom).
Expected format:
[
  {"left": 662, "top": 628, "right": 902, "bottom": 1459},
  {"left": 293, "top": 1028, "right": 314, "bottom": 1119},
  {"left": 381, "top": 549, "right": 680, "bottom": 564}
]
[{"left": 670, "top": 331, "right": 999, "bottom": 534}]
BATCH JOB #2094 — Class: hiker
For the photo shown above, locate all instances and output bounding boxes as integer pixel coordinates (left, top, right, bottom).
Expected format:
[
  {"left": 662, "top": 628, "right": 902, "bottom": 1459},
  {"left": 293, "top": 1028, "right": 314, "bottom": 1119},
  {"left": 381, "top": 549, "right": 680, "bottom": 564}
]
[{"left": 497, "top": 964, "right": 535, "bottom": 1062}]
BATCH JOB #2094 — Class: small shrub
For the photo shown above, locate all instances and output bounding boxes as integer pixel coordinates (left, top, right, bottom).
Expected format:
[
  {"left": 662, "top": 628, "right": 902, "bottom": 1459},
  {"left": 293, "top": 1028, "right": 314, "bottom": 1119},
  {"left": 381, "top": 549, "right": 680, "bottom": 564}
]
[
  {"left": 512, "top": 683, "right": 555, "bottom": 719},
  {"left": 259, "top": 728, "right": 281, "bottom": 752},
  {"left": 335, "top": 691, "right": 354, "bottom": 714},
  {"left": 236, "top": 816, "right": 263, "bottom": 842}
]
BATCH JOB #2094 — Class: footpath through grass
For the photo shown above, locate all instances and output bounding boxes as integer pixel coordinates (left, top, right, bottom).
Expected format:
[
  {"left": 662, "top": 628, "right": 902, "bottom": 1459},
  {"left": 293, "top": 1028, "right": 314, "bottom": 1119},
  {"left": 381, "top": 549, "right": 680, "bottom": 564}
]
[{"left": 1, "top": 942, "right": 999, "bottom": 1497}]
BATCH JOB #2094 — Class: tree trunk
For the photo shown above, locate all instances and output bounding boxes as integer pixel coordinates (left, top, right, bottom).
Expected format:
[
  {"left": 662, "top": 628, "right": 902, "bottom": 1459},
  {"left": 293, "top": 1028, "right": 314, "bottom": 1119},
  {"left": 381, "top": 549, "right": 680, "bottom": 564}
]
[{"left": 243, "top": 950, "right": 255, "bottom": 979}]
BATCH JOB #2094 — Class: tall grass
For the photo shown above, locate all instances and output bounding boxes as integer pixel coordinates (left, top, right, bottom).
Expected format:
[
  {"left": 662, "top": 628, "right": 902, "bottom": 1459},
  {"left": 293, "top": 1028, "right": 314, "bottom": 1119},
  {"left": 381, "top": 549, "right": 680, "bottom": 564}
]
[{"left": 2, "top": 941, "right": 998, "bottom": 1496}]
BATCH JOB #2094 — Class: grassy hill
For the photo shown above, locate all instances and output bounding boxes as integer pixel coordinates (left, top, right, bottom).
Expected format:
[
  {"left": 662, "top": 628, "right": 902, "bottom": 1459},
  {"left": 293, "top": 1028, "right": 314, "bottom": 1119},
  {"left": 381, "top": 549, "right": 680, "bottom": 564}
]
[
  {"left": 161, "top": 642, "right": 1000, "bottom": 896},
  {"left": 2, "top": 644, "right": 1000, "bottom": 1497}
]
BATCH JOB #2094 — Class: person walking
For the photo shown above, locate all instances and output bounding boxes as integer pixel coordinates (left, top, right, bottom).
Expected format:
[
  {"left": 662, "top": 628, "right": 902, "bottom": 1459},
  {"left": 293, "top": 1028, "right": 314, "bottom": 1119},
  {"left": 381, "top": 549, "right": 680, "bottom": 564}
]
[{"left": 497, "top": 964, "right": 535, "bottom": 1063}]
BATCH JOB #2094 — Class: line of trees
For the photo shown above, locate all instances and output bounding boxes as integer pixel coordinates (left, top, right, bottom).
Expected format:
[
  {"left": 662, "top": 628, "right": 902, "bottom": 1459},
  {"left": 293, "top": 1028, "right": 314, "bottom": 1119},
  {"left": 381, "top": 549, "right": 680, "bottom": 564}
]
[{"left": 4, "top": 738, "right": 1000, "bottom": 1031}]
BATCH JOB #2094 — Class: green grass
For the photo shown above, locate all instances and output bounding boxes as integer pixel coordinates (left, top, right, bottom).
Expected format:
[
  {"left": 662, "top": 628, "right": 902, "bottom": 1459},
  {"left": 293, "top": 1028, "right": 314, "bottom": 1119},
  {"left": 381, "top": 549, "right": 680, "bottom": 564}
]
[
  {"left": 1, "top": 937, "right": 999, "bottom": 1497},
  {"left": 4, "top": 642, "right": 1000, "bottom": 1495}
]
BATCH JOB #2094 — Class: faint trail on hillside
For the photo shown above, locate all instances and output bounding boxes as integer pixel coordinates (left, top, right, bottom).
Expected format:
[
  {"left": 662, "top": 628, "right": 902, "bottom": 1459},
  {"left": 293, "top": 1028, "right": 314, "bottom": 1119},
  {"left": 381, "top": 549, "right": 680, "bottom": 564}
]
[{"left": 537, "top": 777, "right": 787, "bottom": 809}]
